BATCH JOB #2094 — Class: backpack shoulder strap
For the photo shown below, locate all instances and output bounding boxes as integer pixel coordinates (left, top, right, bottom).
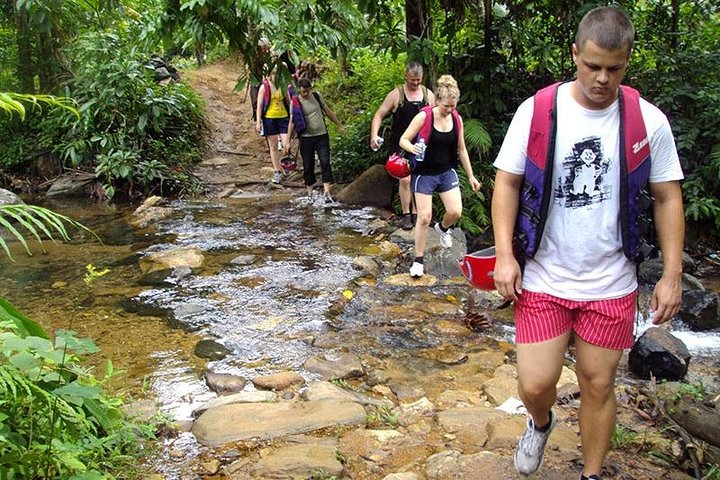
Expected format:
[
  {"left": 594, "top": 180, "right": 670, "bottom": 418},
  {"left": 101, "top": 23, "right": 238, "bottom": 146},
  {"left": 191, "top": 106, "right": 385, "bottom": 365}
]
[
  {"left": 451, "top": 109, "right": 463, "bottom": 148},
  {"left": 313, "top": 91, "right": 323, "bottom": 111},
  {"left": 619, "top": 85, "right": 650, "bottom": 173},
  {"left": 421, "top": 85, "right": 429, "bottom": 105},
  {"left": 417, "top": 105, "right": 434, "bottom": 142},
  {"left": 396, "top": 85, "right": 405, "bottom": 108},
  {"left": 527, "top": 81, "right": 562, "bottom": 170}
]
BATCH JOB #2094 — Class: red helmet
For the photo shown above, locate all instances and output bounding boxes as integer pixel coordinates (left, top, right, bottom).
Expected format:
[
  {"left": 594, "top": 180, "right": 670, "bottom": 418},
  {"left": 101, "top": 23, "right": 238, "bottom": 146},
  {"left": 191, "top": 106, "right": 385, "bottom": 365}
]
[
  {"left": 280, "top": 155, "right": 297, "bottom": 172},
  {"left": 456, "top": 246, "right": 496, "bottom": 290},
  {"left": 385, "top": 153, "right": 410, "bottom": 179}
]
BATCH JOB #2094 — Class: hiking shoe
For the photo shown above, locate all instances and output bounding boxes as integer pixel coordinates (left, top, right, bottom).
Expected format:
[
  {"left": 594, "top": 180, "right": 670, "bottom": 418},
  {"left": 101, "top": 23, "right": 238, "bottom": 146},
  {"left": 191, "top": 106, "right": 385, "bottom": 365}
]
[
  {"left": 400, "top": 213, "right": 414, "bottom": 231},
  {"left": 579, "top": 475, "right": 602, "bottom": 480},
  {"left": 434, "top": 222, "right": 453, "bottom": 248},
  {"left": 322, "top": 192, "right": 337, "bottom": 206},
  {"left": 409, "top": 262, "right": 424, "bottom": 278},
  {"left": 514, "top": 410, "right": 556, "bottom": 475},
  {"left": 301, "top": 192, "right": 316, "bottom": 204},
  {"left": 272, "top": 171, "right": 283, "bottom": 184}
]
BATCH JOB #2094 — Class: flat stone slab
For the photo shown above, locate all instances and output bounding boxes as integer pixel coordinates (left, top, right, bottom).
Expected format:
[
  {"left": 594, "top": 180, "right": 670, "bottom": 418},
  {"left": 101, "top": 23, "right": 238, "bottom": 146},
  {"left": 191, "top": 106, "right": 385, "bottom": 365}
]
[{"left": 191, "top": 399, "right": 367, "bottom": 446}]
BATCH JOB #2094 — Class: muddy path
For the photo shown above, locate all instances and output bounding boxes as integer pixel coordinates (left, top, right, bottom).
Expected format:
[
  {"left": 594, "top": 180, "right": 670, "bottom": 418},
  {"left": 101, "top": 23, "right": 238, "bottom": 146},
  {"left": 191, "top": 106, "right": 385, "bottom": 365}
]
[{"left": 183, "top": 60, "right": 291, "bottom": 192}]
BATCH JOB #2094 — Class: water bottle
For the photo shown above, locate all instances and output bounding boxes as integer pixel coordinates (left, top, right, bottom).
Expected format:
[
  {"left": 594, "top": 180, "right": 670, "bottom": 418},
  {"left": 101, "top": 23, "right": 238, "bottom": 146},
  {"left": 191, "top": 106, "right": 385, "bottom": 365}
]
[
  {"left": 415, "top": 138, "right": 426, "bottom": 162},
  {"left": 372, "top": 137, "right": 384, "bottom": 152}
]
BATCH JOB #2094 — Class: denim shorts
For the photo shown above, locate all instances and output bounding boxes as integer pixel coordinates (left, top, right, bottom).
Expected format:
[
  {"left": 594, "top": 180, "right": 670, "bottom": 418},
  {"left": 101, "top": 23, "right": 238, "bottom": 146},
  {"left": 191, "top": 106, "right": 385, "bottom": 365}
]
[
  {"left": 412, "top": 169, "right": 460, "bottom": 195},
  {"left": 262, "top": 117, "right": 289, "bottom": 136}
]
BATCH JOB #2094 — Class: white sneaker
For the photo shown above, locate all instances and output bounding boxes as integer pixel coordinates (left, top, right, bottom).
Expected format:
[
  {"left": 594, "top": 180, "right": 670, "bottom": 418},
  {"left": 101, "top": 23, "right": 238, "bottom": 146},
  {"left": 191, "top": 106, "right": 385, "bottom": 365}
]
[
  {"left": 514, "top": 410, "right": 556, "bottom": 475},
  {"left": 301, "top": 192, "right": 316, "bottom": 204},
  {"left": 322, "top": 192, "right": 337, "bottom": 206},
  {"left": 409, "top": 262, "right": 424, "bottom": 278},
  {"left": 434, "top": 222, "right": 453, "bottom": 248},
  {"left": 272, "top": 171, "right": 283, "bottom": 184}
]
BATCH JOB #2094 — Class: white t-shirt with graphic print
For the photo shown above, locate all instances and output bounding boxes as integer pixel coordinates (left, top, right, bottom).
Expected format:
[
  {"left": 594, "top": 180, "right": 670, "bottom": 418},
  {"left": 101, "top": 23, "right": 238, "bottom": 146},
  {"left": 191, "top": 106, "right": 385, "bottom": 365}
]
[{"left": 493, "top": 82, "right": 683, "bottom": 301}]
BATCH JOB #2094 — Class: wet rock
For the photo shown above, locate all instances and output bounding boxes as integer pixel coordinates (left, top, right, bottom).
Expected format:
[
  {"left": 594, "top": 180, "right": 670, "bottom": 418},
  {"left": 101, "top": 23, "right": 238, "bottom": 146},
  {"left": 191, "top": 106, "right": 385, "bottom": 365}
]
[
  {"left": 0, "top": 188, "right": 23, "bottom": 205},
  {"left": 679, "top": 289, "right": 720, "bottom": 331},
  {"left": 638, "top": 253, "right": 697, "bottom": 285},
  {"left": 435, "top": 390, "right": 482, "bottom": 409},
  {"left": 200, "top": 458, "right": 221, "bottom": 475},
  {"left": 629, "top": 327, "right": 691, "bottom": 381},
  {"left": 336, "top": 164, "right": 394, "bottom": 208},
  {"left": 191, "top": 399, "right": 367, "bottom": 446},
  {"left": 425, "top": 450, "right": 518, "bottom": 479},
  {"left": 254, "top": 443, "right": 343, "bottom": 479},
  {"left": 46, "top": 171, "right": 98, "bottom": 198},
  {"left": 302, "top": 381, "right": 393, "bottom": 408},
  {"left": 339, "top": 428, "right": 430, "bottom": 477},
  {"left": 193, "top": 391, "right": 277, "bottom": 417},
  {"left": 352, "top": 255, "right": 382, "bottom": 277},
  {"left": 367, "top": 369, "right": 390, "bottom": 387},
  {"left": 252, "top": 371, "right": 305, "bottom": 390},
  {"left": 437, "top": 407, "right": 505, "bottom": 451},
  {"left": 118, "top": 297, "right": 173, "bottom": 319},
  {"left": 388, "top": 383, "right": 426, "bottom": 402},
  {"left": 194, "top": 339, "right": 232, "bottom": 361},
  {"left": 204, "top": 372, "right": 247, "bottom": 394},
  {"left": 230, "top": 254, "right": 257, "bottom": 265},
  {"left": 397, "top": 397, "right": 435, "bottom": 427},
  {"left": 383, "top": 272, "right": 439, "bottom": 287},
  {"left": 304, "top": 352, "right": 364, "bottom": 380},
  {"left": 129, "top": 196, "right": 173, "bottom": 228},
  {"left": 174, "top": 302, "right": 206, "bottom": 320},
  {"left": 481, "top": 364, "right": 518, "bottom": 406},
  {"left": 122, "top": 399, "right": 158, "bottom": 422},
  {"left": 138, "top": 268, "right": 181, "bottom": 287},
  {"left": 383, "top": 474, "right": 421, "bottom": 480},
  {"left": 139, "top": 246, "right": 205, "bottom": 274}
]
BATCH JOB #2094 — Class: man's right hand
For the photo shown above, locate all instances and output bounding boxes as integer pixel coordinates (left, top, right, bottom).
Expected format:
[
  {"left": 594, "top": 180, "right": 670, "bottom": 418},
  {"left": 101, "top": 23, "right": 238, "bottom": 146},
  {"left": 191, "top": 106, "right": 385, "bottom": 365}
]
[{"left": 494, "top": 253, "right": 522, "bottom": 302}]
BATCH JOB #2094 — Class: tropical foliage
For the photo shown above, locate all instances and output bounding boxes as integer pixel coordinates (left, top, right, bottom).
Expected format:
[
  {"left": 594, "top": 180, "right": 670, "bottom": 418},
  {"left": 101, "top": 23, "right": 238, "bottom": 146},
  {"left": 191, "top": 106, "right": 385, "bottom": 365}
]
[
  {"left": 0, "top": 296, "right": 152, "bottom": 479},
  {"left": 0, "top": 204, "right": 152, "bottom": 478}
]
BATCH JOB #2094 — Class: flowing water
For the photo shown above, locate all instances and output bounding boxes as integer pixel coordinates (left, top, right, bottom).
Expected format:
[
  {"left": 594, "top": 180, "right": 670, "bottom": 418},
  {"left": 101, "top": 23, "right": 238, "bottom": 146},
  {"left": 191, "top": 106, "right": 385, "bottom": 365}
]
[{"left": 1, "top": 194, "right": 719, "bottom": 468}]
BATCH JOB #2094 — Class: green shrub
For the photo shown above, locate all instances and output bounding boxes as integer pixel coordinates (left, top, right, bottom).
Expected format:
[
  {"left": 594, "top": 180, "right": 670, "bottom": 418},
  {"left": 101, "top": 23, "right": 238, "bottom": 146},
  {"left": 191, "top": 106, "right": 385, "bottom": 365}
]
[{"left": 0, "top": 297, "right": 152, "bottom": 479}]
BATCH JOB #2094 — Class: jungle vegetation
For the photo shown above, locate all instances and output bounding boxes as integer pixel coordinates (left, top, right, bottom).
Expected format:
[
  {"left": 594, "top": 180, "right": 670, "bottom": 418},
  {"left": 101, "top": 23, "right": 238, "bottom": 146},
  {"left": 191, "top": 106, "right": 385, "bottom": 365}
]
[{"left": 1, "top": 0, "right": 720, "bottom": 478}]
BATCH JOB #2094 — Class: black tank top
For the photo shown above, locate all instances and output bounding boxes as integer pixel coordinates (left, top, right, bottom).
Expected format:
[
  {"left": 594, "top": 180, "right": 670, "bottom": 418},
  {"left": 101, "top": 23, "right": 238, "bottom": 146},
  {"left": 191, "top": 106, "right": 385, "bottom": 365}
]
[
  {"left": 413, "top": 125, "right": 457, "bottom": 176},
  {"left": 389, "top": 90, "right": 427, "bottom": 154}
]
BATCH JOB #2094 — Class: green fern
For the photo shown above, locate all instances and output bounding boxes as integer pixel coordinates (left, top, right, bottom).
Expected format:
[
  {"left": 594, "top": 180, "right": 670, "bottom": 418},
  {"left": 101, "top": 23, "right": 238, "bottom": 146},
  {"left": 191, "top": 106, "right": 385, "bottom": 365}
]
[
  {"left": 0, "top": 204, "right": 100, "bottom": 261},
  {"left": 463, "top": 118, "right": 492, "bottom": 155}
]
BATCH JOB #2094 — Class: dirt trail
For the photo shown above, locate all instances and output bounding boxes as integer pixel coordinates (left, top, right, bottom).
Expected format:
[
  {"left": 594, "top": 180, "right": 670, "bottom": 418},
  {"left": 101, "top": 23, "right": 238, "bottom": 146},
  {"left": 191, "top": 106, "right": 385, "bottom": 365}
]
[{"left": 183, "top": 60, "right": 276, "bottom": 193}]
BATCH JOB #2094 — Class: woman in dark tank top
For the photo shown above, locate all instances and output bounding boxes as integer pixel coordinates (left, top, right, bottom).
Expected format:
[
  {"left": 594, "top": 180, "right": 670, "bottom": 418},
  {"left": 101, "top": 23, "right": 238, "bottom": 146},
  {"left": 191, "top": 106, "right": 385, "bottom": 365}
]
[{"left": 398, "top": 74, "right": 482, "bottom": 279}]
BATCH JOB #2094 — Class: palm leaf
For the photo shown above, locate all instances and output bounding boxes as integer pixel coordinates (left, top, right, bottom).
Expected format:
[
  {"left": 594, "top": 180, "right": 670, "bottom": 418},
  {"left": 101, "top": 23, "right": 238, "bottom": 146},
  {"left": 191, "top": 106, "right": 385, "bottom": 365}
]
[
  {"left": 464, "top": 118, "right": 492, "bottom": 155},
  {"left": 0, "top": 93, "right": 79, "bottom": 120},
  {"left": 0, "top": 205, "right": 101, "bottom": 261}
]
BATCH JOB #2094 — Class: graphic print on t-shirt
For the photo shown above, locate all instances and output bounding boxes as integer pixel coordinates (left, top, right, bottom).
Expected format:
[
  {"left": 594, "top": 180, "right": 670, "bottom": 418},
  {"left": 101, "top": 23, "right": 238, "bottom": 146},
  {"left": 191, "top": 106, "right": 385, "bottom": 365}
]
[{"left": 554, "top": 137, "right": 612, "bottom": 208}]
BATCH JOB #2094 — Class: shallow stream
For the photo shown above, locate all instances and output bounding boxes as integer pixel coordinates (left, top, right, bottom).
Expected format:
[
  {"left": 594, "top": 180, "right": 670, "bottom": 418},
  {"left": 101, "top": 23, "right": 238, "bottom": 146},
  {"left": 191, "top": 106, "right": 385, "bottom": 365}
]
[{"left": 1, "top": 193, "right": 719, "bottom": 474}]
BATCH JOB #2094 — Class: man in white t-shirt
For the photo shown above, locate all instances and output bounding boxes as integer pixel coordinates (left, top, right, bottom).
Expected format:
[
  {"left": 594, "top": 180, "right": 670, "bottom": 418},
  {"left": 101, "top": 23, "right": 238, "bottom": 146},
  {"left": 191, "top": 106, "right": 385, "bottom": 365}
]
[{"left": 491, "top": 7, "right": 684, "bottom": 480}]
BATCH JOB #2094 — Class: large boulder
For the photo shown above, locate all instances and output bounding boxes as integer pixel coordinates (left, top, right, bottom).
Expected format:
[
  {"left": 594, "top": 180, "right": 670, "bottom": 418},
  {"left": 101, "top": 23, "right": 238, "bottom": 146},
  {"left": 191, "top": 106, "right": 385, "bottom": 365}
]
[
  {"left": 628, "top": 327, "right": 691, "bottom": 381},
  {"left": 0, "top": 188, "right": 23, "bottom": 205},
  {"left": 336, "top": 164, "right": 395, "bottom": 208},
  {"left": 679, "top": 289, "right": 720, "bottom": 331},
  {"left": 46, "top": 171, "right": 99, "bottom": 198}
]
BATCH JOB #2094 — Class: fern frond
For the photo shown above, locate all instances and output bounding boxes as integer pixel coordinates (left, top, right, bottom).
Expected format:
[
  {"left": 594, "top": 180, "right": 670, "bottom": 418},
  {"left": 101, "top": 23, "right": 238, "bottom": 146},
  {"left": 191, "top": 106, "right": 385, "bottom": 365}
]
[
  {"left": 463, "top": 118, "right": 492, "bottom": 155},
  {"left": 0, "top": 205, "right": 101, "bottom": 261}
]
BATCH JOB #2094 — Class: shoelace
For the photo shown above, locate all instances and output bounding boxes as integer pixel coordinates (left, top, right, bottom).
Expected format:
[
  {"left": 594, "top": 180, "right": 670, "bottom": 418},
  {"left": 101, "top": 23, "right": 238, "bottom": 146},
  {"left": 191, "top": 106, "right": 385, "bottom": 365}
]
[{"left": 519, "top": 425, "right": 547, "bottom": 455}]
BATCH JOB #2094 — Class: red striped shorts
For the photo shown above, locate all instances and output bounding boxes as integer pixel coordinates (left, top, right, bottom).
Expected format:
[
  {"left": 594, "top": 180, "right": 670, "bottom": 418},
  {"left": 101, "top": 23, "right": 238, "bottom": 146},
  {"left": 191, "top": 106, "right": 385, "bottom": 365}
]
[{"left": 514, "top": 290, "right": 637, "bottom": 350}]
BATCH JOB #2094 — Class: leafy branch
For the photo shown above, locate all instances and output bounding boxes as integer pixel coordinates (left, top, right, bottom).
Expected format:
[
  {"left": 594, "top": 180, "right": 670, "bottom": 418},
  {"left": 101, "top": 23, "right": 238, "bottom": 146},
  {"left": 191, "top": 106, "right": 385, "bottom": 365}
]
[{"left": 0, "top": 204, "right": 101, "bottom": 261}]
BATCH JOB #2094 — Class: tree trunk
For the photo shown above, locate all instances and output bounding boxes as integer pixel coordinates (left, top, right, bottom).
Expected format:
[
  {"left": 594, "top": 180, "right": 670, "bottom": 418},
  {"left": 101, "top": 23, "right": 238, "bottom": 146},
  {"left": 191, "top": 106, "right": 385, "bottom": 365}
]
[
  {"left": 405, "top": 0, "right": 427, "bottom": 40},
  {"left": 14, "top": 2, "right": 35, "bottom": 93}
]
